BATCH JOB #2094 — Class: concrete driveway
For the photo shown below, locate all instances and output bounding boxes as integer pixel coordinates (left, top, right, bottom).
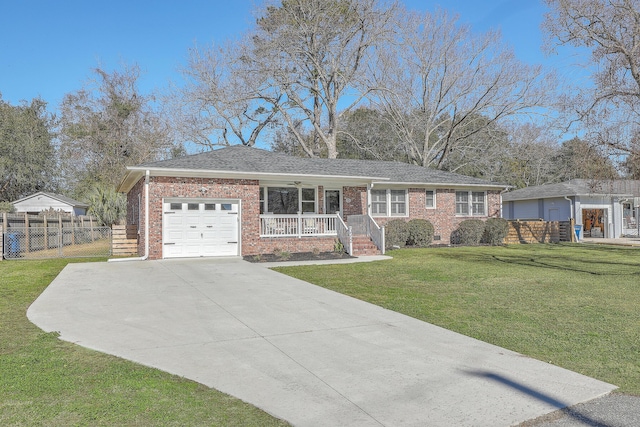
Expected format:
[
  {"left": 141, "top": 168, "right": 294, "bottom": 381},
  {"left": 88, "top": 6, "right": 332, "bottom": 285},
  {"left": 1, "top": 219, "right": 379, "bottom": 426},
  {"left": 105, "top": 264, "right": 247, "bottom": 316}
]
[{"left": 27, "top": 258, "right": 616, "bottom": 426}]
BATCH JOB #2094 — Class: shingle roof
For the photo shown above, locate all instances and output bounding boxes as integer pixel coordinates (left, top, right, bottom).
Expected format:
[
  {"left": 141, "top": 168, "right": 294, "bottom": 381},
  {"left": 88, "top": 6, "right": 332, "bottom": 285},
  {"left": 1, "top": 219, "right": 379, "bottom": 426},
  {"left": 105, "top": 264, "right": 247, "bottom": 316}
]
[
  {"left": 502, "top": 179, "right": 640, "bottom": 201},
  {"left": 135, "top": 145, "right": 504, "bottom": 187}
]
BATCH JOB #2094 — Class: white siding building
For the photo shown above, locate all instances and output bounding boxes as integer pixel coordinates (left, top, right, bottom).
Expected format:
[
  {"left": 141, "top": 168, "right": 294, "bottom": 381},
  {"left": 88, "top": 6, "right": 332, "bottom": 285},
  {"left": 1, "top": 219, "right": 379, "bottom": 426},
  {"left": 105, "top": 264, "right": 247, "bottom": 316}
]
[
  {"left": 502, "top": 180, "right": 640, "bottom": 239},
  {"left": 12, "top": 192, "right": 88, "bottom": 216}
]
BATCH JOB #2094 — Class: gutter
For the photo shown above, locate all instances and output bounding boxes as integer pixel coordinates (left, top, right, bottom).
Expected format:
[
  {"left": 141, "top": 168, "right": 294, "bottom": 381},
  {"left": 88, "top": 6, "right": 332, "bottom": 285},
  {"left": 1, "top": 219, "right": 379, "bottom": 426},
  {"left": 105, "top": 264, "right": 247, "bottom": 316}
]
[{"left": 109, "top": 170, "right": 150, "bottom": 262}]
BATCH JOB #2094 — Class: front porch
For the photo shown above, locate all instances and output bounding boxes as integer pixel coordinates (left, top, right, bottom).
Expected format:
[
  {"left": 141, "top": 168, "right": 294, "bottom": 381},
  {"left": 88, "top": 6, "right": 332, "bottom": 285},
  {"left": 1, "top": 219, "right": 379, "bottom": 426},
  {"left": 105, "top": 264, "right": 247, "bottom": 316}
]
[
  {"left": 260, "top": 214, "right": 338, "bottom": 238},
  {"left": 259, "top": 213, "right": 384, "bottom": 256}
]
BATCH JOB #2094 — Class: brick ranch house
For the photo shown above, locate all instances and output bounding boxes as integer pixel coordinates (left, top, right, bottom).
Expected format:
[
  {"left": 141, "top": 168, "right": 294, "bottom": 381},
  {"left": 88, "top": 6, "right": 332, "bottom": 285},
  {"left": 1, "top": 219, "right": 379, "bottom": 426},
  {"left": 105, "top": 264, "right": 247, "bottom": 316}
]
[{"left": 117, "top": 145, "right": 507, "bottom": 260}]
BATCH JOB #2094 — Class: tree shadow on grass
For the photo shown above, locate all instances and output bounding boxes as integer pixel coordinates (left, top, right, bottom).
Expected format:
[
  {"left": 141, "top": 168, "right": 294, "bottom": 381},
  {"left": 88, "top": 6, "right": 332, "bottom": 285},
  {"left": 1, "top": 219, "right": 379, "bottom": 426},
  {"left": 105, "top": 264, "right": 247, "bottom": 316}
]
[{"left": 434, "top": 246, "right": 640, "bottom": 276}]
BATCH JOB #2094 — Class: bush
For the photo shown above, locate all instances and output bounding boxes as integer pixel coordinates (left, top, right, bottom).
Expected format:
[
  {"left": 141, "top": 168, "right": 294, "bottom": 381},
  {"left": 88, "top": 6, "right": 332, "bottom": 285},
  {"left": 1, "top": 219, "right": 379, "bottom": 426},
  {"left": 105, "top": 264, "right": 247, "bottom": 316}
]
[
  {"left": 452, "top": 219, "right": 485, "bottom": 245},
  {"left": 0, "top": 201, "right": 15, "bottom": 213},
  {"left": 385, "top": 219, "right": 409, "bottom": 250},
  {"left": 482, "top": 218, "right": 509, "bottom": 245},
  {"left": 406, "top": 219, "right": 434, "bottom": 247}
]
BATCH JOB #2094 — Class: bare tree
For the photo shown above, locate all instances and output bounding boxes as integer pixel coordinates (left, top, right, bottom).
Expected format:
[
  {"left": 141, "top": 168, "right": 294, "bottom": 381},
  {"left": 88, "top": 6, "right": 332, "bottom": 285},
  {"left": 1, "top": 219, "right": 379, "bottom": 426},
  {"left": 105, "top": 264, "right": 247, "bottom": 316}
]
[
  {"left": 543, "top": 0, "right": 640, "bottom": 158},
  {"left": 367, "top": 7, "right": 552, "bottom": 168},
  {"left": 175, "top": 0, "right": 395, "bottom": 157},
  {"left": 59, "top": 65, "right": 176, "bottom": 198},
  {"left": 169, "top": 41, "right": 280, "bottom": 149}
]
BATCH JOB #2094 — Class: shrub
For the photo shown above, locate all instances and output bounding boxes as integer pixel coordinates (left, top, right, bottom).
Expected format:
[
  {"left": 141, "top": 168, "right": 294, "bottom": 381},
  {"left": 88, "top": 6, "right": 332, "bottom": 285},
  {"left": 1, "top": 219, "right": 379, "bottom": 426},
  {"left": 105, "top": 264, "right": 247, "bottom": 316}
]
[
  {"left": 385, "top": 219, "right": 409, "bottom": 250},
  {"left": 482, "top": 218, "right": 509, "bottom": 245},
  {"left": 0, "top": 201, "right": 15, "bottom": 213},
  {"left": 452, "top": 219, "right": 485, "bottom": 245},
  {"left": 406, "top": 219, "right": 434, "bottom": 247}
]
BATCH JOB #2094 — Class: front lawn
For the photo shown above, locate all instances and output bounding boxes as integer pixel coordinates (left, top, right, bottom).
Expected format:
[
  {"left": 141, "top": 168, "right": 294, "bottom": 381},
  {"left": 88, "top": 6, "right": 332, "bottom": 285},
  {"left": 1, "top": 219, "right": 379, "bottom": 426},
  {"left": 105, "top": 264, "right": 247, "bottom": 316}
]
[
  {"left": 274, "top": 244, "right": 640, "bottom": 395},
  {"left": 0, "top": 258, "right": 289, "bottom": 427}
]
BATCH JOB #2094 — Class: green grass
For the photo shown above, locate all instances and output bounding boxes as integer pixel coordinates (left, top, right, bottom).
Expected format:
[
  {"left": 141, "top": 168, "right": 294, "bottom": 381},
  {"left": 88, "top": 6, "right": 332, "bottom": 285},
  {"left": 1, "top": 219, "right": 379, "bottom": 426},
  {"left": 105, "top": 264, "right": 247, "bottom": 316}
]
[
  {"left": 0, "top": 258, "right": 289, "bottom": 427},
  {"left": 274, "top": 244, "right": 640, "bottom": 395}
]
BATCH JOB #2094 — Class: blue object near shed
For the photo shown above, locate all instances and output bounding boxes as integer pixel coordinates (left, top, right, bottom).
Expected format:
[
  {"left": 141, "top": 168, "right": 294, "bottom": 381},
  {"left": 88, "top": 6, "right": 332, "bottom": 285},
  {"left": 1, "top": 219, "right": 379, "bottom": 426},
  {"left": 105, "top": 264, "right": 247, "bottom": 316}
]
[
  {"left": 574, "top": 224, "right": 582, "bottom": 240},
  {"left": 6, "top": 231, "right": 20, "bottom": 253}
]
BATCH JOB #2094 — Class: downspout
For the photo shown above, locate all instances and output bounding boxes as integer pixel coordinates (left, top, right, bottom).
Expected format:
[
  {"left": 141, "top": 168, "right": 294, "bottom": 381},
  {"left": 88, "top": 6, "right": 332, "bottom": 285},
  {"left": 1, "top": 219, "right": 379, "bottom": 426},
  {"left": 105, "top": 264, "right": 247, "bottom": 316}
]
[
  {"left": 109, "top": 170, "right": 150, "bottom": 262},
  {"left": 564, "top": 196, "right": 574, "bottom": 220}
]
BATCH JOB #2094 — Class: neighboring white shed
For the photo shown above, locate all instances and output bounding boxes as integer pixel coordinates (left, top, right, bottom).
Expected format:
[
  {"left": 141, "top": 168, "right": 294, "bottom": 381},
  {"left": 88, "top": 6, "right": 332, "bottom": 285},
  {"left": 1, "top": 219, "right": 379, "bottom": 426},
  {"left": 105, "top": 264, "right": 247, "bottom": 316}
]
[
  {"left": 502, "top": 179, "right": 640, "bottom": 239},
  {"left": 12, "top": 192, "right": 88, "bottom": 216}
]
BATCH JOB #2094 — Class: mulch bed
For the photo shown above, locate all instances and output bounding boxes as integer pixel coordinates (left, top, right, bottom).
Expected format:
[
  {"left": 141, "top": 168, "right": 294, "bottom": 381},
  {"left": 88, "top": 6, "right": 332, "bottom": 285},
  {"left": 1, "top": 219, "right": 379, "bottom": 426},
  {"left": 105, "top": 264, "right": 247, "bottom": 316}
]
[{"left": 244, "top": 251, "right": 354, "bottom": 263}]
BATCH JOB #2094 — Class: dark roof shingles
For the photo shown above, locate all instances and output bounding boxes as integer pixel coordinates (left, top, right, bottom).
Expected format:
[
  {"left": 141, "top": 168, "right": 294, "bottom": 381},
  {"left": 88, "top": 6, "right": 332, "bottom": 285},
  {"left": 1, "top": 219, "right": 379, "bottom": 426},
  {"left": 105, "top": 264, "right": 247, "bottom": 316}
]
[{"left": 139, "top": 145, "right": 502, "bottom": 187}]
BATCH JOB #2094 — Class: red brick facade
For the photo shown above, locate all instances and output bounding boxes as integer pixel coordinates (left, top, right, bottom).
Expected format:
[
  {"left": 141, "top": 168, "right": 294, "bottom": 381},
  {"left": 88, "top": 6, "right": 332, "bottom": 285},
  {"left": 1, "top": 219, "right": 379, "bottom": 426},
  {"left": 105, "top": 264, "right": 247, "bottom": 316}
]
[
  {"left": 369, "top": 188, "right": 502, "bottom": 243},
  {"left": 126, "top": 178, "right": 502, "bottom": 259}
]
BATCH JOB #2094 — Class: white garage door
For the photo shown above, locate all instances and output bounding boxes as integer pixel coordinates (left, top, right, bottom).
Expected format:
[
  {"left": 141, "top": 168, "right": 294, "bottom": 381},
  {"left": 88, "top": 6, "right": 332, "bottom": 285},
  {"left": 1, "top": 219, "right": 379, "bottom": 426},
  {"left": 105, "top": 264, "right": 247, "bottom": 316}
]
[{"left": 163, "top": 200, "right": 239, "bottom": 258}]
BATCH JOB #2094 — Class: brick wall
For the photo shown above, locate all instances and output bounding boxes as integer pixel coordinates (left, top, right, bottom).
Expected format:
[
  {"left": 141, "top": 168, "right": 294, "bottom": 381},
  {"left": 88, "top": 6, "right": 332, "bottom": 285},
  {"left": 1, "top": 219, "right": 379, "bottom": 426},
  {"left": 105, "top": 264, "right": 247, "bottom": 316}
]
[
  {"left": 126, "top": 177, "right": 504, "bottom": 258},
  {"left": 343, "top": 186, "right": 367, "bottom": 219},
  {"left": 347, "top": 188, "right": 503, "bottom": 244},
  {"left": 127, "top": 177, "right": 343, "bottom": 259}
]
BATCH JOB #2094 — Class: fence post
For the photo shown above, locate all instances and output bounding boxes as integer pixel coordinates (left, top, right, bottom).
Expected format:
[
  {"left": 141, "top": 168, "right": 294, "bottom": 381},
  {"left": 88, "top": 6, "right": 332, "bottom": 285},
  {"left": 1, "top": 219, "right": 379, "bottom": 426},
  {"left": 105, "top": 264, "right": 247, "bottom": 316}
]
[
  {"left": 90, "top": 216, "right": 95, "bottom": 242},
  {"left": 58, "top": 216, "right": 63, "bottom": 256},
  {"left": 24, "top": 213, "right": 30, "bottom": 254},
  {"left": 43, "top": 215, "right": 49, "bottom": 250}
]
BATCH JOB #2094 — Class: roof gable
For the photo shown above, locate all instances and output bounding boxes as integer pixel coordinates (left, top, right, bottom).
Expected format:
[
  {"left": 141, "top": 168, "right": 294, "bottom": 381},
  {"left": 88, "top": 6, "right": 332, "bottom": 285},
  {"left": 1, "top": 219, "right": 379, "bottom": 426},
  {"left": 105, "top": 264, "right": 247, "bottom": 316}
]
[{"left": 12, "top": 192, "right": 88, "bottom": 208}]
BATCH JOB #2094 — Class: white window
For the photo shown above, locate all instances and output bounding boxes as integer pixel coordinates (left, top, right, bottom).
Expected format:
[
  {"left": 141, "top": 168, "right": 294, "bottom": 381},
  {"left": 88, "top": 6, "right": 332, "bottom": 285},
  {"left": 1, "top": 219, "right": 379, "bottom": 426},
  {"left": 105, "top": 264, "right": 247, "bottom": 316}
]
[
  {"left": 371, "top": 189, "right": 408, "bottom": 217},
  {"left": 471, "top": 192, "right": 486, "bottom": 216},
  {"left": 371, "top": 190, "right": 387, "bottom": 215},
  {"left": 390, "top": 190, "right": 406, "bottom": 215},
  {"left": 425, "top": 190, "right": 435, "bottom": 209},
  {"left": 456, "top": 191, "right": 486, "bottom": 216},
  {"left": 301, "top": 188, "right": 316, "bottom": 213},
  {"left": 261, "top": 186, "right": 317, "bottom": 214}
]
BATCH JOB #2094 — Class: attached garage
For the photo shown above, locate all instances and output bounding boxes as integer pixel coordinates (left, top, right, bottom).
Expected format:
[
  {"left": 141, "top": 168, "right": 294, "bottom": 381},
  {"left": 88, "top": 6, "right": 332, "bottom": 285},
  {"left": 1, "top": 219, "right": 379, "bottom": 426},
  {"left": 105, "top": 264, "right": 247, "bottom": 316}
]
[{"left": 162, "top": 199, "right": 240, "bottom": 258}]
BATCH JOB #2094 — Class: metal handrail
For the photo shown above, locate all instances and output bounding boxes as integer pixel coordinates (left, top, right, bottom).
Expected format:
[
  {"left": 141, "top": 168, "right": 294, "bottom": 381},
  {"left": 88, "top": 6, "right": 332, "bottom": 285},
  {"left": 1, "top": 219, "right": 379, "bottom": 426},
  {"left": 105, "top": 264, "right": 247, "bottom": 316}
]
[
  {"left": 347, "top": 214, "right": 385, "bottom": 255},
  {"left": 336, "top": 213, "right": 352, "bottom": 255}
]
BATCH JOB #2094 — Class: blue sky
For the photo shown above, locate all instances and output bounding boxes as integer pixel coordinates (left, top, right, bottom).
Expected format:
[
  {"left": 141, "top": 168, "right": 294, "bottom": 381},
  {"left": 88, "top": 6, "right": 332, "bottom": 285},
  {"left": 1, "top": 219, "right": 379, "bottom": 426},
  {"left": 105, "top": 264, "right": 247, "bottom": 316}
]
[{"left": 0, "top": 0, "right": 577, "bottom": 109}]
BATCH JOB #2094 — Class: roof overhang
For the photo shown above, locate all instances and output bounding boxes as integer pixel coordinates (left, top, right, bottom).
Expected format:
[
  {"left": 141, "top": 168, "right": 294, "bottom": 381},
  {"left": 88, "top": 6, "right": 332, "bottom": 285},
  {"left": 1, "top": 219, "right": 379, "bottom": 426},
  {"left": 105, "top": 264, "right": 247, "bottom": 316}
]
[
  {"left": 117, "top": 167, "right": 390, "bottom": 193},
  {"left": 503, "top": 191, "right": 634, "bottom": 202},
  {"left": 376, "top": 181, "right": 508, "bottom": 190}
]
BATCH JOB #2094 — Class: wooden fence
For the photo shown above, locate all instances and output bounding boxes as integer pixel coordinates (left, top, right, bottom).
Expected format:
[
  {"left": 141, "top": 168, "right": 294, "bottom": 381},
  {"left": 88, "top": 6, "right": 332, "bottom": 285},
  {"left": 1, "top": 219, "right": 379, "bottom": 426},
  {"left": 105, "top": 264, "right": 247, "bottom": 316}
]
[
  {"left": 1, "top": 212, "right": 99, "bottom": 231},
  {"left": 112, "top": 225, "right": 139, "bottom": 257},
  {"left": 1, "top": 212, "right": 109, "bottom": 260},
  {"left": 505, "top": 220, "right": 574, "bottom": 244}
]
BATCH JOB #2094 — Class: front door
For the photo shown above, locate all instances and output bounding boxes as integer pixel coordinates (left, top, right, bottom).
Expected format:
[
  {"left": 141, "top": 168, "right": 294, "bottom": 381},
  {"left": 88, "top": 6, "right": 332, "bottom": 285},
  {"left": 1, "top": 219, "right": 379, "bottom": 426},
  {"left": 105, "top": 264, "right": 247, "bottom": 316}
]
[{"left": 324, "top": 189, "right": 342, "bottom": 214}]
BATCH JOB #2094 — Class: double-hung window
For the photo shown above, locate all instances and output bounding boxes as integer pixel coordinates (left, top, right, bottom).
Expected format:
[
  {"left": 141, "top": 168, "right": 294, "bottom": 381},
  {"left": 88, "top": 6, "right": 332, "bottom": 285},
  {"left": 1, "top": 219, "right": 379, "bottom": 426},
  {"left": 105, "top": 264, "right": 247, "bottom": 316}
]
[
  {"left": 456, "top": 191, "right": 486, "bottom": 216},
  {"left": 390, "top": 190, "right": 406, "bottom": 215},
  {"left": 371, "top": 189, "right": 408, "bottom": 217},
  {"left": 371, "top": 190, "right": 387, "bottom": 215},
  {"left": 425, "top": 190, "right": 435, "bottom": 209}
]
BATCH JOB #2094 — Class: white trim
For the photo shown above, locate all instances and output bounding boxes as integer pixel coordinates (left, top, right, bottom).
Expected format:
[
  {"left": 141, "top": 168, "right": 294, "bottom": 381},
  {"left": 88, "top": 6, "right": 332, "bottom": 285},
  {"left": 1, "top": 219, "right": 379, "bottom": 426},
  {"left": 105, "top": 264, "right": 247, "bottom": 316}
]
[
  {"left": 370, "top": 188, "right": 409, "bottom": 218},
  {"left": 425, "top": 189, "right": 436, "bottom": 209},
  {"left": 455, "top": 190, "right": 488, "bottom": 217},
  {"left": 161, "top": 197, "right": 241, "bottom": 258}
]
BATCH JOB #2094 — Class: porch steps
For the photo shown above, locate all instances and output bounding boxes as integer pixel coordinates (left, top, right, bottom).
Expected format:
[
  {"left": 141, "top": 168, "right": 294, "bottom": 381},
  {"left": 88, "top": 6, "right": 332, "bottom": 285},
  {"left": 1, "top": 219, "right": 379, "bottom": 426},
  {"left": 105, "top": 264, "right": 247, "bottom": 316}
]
[{"left": 351, "top": 235, "right": 381, "bottom": 256}]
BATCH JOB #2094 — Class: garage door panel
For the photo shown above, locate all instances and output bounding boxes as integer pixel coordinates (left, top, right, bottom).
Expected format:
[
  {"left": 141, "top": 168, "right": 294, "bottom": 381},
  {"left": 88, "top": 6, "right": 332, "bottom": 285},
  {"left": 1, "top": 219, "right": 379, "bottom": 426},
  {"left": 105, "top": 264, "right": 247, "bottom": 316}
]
[{"left": 163, "top": 200, "right": 239, "bottom": 258}]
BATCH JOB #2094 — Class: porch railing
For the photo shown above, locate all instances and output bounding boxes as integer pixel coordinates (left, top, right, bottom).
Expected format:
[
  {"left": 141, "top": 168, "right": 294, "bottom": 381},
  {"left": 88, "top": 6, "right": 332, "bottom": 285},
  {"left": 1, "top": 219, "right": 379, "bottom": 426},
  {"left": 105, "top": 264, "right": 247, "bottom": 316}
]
[
  {"left": 336, "top": 213, "right": 352, "bottom": 255},
  {"left": 347, "top": 214, "right": 385, "bottom": 255},
  {"left": 260, "top": 214, "right": 337, "bottom": 238}
]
